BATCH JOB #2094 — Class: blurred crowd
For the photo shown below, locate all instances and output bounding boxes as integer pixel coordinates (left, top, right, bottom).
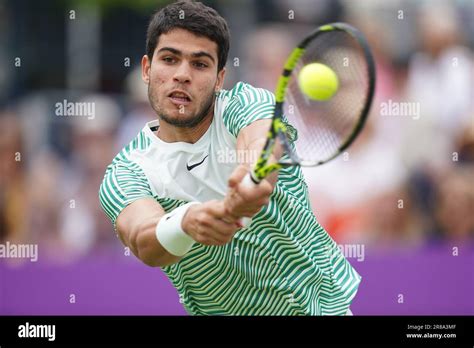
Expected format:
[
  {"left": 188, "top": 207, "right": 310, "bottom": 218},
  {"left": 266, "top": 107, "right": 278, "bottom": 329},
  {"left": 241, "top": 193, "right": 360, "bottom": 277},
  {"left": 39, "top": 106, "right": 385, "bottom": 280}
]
[
  {"left": 0, "top": 0, "right": 473, "bottom": 263},
  {"left": 302, "top": 0, "right": 474, "bottom": 246}
]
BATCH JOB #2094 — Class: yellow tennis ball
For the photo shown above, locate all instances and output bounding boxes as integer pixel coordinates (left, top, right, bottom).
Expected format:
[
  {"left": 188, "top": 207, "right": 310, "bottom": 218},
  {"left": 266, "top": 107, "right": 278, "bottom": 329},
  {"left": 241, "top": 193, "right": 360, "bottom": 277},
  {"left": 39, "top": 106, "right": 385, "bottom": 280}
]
[{"left": 298, "top": 63, "right": 339, "bottom": 101}]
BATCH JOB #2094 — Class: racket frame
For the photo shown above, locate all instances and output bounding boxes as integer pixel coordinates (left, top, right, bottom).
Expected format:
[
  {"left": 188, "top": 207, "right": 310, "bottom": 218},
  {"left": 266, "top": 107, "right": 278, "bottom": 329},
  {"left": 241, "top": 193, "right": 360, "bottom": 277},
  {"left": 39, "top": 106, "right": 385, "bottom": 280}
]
[{"left": 249, "top": 22, "right": 376, "bottom": 184}]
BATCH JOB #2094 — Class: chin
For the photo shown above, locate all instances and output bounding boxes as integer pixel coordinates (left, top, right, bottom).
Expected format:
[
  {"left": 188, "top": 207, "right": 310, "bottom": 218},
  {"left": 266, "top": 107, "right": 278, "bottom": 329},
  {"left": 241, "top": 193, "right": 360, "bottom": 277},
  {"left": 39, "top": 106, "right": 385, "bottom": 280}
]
[
  {"left": 169, "top": 110, "right": 193, "bottom": 120},
  {"left": 159, "top": 113, "right": 198, "bottom": 128}
]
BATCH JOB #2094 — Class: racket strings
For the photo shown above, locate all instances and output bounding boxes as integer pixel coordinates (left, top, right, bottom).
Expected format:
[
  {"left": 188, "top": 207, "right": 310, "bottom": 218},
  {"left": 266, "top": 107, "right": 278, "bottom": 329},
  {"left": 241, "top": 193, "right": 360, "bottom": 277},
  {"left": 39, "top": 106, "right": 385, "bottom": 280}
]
[
  {"left": 284, "top": 30, "right": 370, "bottom": 163},
  {"left": 287, "top": 88, "right": 343, "bottom": 160}
]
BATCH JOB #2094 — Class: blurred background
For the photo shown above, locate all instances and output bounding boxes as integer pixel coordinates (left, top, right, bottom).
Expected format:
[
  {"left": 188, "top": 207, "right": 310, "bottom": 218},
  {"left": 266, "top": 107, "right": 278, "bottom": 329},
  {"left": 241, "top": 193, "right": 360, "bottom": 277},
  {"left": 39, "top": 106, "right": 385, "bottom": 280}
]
[{"left": 0, "top": 0, "right": 473, "bottom": 315}]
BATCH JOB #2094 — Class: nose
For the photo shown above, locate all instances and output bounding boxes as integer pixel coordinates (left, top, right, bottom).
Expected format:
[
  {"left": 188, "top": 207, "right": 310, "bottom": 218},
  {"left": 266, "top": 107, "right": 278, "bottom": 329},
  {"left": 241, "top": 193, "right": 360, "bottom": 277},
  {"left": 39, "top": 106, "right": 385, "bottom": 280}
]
[{"left": 173, "top": 61, "right": 192, "bottom": 84}]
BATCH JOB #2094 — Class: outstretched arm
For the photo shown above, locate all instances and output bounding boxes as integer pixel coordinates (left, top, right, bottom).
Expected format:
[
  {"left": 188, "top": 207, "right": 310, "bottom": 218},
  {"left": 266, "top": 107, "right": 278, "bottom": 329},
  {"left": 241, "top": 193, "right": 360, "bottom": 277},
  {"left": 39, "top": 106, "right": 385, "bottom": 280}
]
[{"left": 116, "top": 197, "right": 242, "bottom": 267}]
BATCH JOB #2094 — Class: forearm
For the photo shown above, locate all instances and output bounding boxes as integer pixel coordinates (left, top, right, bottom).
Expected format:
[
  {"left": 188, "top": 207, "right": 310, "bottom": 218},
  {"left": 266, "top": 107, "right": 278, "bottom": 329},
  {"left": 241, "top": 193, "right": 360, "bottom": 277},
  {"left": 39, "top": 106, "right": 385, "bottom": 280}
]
[
  {"left": 129, "top": 216, "right": 182, "bottom": 267},
  {"left": 119, "top": 199, "right": 239, "bottom": 267}
]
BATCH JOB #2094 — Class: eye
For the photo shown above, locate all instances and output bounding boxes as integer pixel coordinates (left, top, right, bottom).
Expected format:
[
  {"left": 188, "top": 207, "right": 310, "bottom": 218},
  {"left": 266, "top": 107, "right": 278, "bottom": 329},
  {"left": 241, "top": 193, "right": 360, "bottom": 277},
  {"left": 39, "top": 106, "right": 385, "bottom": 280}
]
[
  {"left": 193, "top": 61, "right": 208, "bottom": 69},
  {"left": 162, "top": 56, "right": 176, "bottom": 64}
]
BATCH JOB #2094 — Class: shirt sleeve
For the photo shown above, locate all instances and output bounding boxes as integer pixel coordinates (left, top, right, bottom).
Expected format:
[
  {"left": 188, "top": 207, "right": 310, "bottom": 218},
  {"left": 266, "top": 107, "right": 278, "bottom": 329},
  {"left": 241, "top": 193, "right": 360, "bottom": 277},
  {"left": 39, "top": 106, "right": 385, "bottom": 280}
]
[
  {"left": 99, "top": 160, "right": 154, "bottom": 228},
  {"left": 222, "top": 82, "right": 276, "bottom": 137}
]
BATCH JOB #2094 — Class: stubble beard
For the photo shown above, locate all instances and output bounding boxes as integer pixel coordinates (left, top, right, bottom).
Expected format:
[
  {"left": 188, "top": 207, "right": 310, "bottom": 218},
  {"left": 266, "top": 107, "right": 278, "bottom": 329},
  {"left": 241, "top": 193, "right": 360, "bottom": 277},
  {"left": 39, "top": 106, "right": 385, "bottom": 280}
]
[{"left": 148, "top": 84, "right": 215, "bottom": 128}]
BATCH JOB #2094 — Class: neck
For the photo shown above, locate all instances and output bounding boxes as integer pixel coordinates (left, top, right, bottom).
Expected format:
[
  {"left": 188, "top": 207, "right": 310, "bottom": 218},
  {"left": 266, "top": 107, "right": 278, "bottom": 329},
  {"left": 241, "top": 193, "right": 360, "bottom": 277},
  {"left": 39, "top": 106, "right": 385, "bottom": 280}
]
[{"left": 156, "top": 111, "right": 213, "bottom": 144}]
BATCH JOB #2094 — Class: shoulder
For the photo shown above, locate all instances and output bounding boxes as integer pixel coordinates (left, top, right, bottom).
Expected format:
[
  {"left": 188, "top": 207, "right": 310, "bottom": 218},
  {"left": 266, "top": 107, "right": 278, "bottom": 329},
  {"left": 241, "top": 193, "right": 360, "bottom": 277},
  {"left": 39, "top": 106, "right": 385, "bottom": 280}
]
[
  {"left": 218, "top": 82, "right": 276, "bottom": 138},
  {"left": 218, "top": 81, "right": 275, "bottom": 108},
  {"left": 112, "top": 125, "right": 154, "bottom": 166},
  {"left": 103, "top": 123, "right": 159, "bottom": 192},
  {"left": 99, "top": 124, "right": 156, "bottom": 221}
]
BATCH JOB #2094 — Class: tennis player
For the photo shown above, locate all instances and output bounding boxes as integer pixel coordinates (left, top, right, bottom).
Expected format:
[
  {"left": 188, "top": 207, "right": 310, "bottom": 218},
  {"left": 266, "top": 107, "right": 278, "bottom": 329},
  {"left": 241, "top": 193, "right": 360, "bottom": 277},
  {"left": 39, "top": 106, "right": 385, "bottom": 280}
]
[{"left": 99, "top": 0, "right": 360, "bottom": 315}]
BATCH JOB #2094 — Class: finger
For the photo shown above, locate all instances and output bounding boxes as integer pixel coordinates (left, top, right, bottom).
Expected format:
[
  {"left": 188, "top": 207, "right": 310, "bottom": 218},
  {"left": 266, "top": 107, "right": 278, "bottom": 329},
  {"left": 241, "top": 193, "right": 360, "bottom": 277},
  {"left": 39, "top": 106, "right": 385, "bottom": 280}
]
[
  {"left": 239, "top": 177, "right": 273, "bottom": 202},
  {"left": 228, "top": 164, "right": 248, "bottom": 188},
  {"left": 197, "top": 235, "right": 227, "bottom": 246},
  {"left": 208, "top": 218, "right": 239, "bottom": 238},
  {"left": 193, "top": 227, "right": 229, "bottom": 246},
  {"left": 258, "top": 179, "right": 274, "bottom": 196},
  {"left": 225, "top": 187, "right": 244, "bottom": 206},
  {"left": 236, "top": 183, "right": 260, "bottom": 202},
  {"left": 225, "top": 190, "right": 262, "bottom": 218},
  {"left": 201, "top": 201, "right": 242, "bottom": 230},
  {"left": 204, "top": 226, "right": 236, "bottom": 245},
  {"left": 208, "top": 200, "right": 244, "bottom": 226},
  {"left": 206, "top": 200, "right": 239, "bottom": 223}
]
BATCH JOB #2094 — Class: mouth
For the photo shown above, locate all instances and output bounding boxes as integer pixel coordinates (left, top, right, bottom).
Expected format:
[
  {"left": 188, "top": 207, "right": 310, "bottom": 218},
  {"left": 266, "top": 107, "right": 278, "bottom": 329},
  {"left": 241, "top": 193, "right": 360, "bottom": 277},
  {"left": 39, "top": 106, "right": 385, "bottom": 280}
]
[{"left": 168, "top": 90, "right": 192, "bottom": 106}]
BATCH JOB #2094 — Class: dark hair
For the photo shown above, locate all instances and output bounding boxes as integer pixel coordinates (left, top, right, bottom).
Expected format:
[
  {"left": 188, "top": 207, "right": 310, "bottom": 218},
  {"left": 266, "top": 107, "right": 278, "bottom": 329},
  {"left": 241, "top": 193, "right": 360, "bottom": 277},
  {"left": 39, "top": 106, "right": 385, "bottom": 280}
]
[{"left": 146, "top": 1, "right": 230, "bottom": 71}]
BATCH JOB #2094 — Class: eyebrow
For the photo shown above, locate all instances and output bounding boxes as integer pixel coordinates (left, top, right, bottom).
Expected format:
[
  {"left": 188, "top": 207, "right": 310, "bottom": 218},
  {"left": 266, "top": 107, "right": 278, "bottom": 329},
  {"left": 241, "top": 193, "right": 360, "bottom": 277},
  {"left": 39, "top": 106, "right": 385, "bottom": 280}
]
[{"left": 157, "top": 47, "right": 216, "bottom": 64}]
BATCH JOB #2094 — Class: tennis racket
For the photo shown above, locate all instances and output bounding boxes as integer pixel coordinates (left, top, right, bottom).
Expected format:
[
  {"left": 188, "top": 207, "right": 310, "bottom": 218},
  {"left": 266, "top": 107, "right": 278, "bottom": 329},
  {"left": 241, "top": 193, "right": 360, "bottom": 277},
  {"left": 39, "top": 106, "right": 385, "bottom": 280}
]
[{"left": 241, "top": 22, "right": 376, "bottom": 224}]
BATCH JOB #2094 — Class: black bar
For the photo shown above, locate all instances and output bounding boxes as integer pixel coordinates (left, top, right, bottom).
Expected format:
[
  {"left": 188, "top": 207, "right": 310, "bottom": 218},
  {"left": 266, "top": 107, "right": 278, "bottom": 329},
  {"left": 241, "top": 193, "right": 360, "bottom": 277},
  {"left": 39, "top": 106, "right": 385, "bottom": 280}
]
[{"left": 0, "top": 316, "right": 472, "bottom": 347}]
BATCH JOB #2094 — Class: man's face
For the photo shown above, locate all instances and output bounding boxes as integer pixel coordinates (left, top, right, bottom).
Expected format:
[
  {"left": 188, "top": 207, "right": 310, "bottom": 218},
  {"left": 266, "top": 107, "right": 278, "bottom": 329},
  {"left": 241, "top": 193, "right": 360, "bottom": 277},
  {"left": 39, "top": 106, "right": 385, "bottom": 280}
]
[{"left": 142, "top": 28, "right": 225, "bottom": 128}]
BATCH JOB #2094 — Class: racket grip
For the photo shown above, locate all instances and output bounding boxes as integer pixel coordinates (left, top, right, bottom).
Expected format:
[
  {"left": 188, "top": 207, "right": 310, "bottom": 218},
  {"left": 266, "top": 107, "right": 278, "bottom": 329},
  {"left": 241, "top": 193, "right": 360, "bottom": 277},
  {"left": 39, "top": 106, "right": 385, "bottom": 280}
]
[{"left": 240, "top": 173, "right": 258, "bottom": 228}]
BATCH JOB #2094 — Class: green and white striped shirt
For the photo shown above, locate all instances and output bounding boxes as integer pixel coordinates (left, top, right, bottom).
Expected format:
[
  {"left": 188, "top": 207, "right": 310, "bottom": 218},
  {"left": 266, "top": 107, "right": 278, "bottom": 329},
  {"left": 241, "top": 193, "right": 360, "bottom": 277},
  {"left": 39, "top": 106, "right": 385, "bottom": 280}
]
[{"left": 99, "top": 82, "right": 361, "bottom": 315}]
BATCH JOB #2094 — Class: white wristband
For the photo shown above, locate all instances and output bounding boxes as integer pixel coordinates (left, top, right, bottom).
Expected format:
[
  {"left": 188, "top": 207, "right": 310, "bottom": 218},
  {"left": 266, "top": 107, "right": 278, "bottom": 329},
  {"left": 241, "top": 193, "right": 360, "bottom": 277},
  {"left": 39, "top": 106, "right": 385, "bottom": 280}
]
[{"left": 155, "top": 202, "right": 200, "bottom": 257}]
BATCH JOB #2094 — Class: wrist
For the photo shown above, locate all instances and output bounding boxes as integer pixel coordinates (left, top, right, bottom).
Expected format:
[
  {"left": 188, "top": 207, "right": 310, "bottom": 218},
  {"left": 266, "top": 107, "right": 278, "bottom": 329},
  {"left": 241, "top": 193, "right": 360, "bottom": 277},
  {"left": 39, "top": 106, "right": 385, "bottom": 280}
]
[
  {"left": 181, "top": 203, "right": 197, "bottom": 236},
  {"left": 155, "top": 202, "right": 200, "bottom": 257}
]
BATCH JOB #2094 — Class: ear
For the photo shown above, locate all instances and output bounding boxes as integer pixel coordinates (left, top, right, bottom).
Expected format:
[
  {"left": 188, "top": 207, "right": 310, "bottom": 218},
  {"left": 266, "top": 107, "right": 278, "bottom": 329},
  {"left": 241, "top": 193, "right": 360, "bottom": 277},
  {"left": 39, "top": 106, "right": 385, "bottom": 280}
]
[
  {"left": 141, "top": 55, "right": 151, "bottom": 84},
  {"left": 215, "top": 67, "right": 226, "bottom": 93}
]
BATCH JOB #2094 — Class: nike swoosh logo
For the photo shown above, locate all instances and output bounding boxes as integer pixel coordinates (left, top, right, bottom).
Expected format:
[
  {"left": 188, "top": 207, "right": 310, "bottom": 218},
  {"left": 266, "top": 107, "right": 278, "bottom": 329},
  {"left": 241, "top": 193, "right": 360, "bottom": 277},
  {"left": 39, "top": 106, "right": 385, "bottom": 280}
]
[{"left": 186, "top": 155, "right": 208, "bottom": 171}]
